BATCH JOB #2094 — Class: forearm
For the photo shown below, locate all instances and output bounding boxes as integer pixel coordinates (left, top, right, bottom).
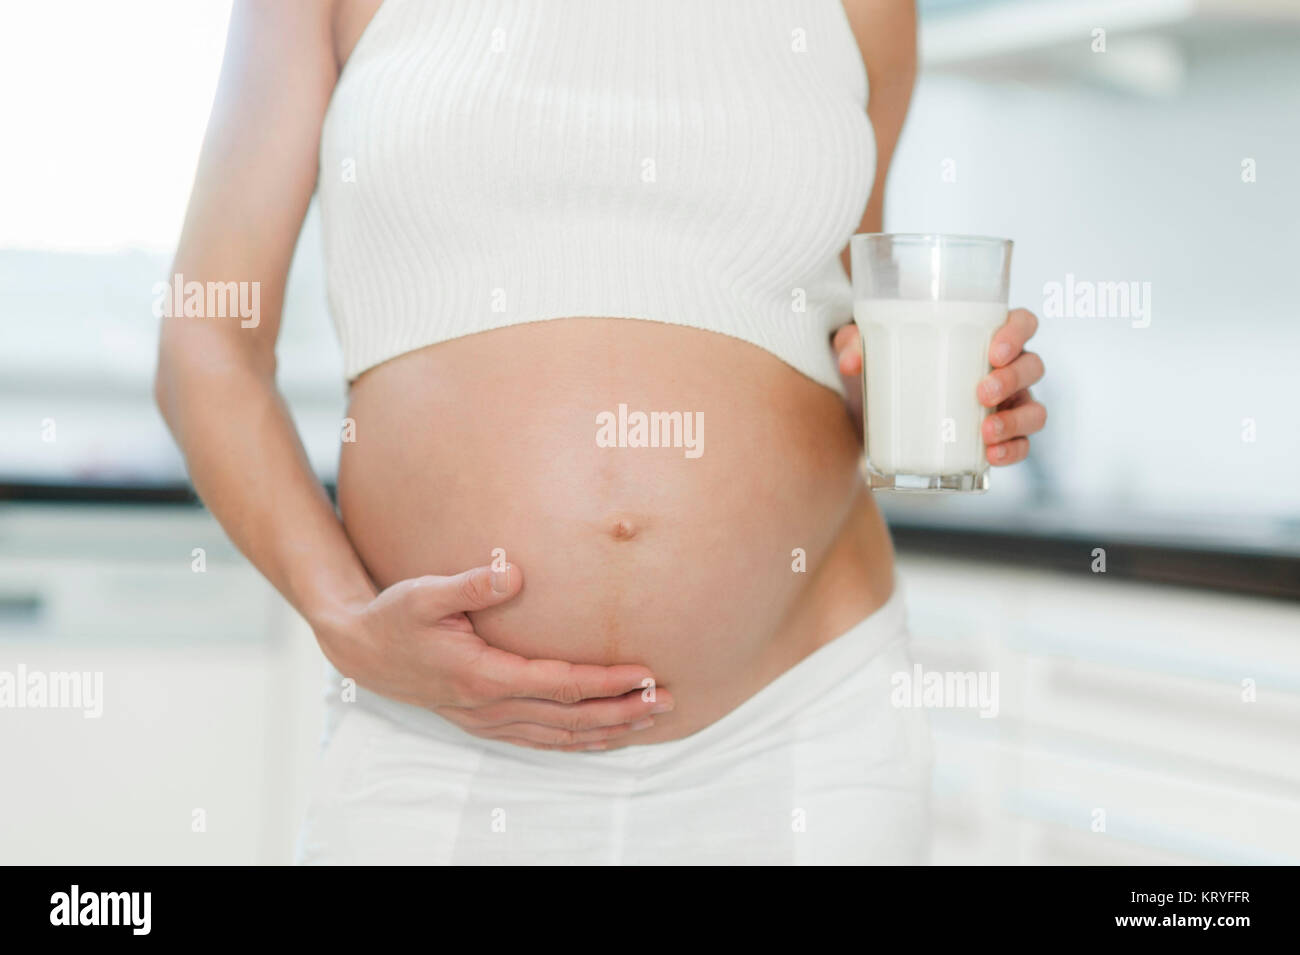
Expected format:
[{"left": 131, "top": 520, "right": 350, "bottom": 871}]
[{"left": 155, "top": 344, "right": 375, "bottom": 632}]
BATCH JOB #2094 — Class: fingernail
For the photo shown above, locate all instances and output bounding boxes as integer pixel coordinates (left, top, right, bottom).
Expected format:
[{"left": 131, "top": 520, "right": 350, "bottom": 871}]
[
  {"left": 993, "top": 444, "right": 1007, "bottom": 461},
  {"left": 993, "top": 343, "right": 1013, "bottom": 364},
  {"left": 989, "top": 416, "right": 1005, "bottom": 438},
  {"left": 490, "top": 563, "right": 510, "bottom": 594},
  {"left": 630, "top": 718, "right": 655, "bottom": 731},
  {"left": 651, "top": 702, "right": 673, "bottom": 714},
  {"left": 981, "top": 379, "right": 1001, "bottom": 402},
  {"left": 585, "top": 743, "right": 607, "bottom": 751}
]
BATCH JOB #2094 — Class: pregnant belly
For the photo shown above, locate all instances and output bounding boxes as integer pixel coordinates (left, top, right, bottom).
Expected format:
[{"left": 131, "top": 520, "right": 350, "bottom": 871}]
[{"left": 337, "top": 318, "right": 894, "bottom": 740}]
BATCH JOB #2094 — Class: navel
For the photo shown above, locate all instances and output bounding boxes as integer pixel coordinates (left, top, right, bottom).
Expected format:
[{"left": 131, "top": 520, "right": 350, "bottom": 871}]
[{"left": 609, "top": 517, "right": 639, "bottom": 541}]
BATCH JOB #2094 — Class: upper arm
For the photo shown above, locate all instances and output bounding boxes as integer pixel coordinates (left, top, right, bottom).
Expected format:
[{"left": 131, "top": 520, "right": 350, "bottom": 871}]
[
  {"left": 840, "top": 0, "right": 917, "bottom": 256},
  {"left": 159, "top": 0, "right": 338, "bottom": 380}
]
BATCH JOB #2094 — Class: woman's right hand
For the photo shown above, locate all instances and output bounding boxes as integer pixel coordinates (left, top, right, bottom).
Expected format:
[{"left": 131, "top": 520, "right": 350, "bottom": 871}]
[{"left": 314, "top": 562, "right": 672, "bottom": 751}]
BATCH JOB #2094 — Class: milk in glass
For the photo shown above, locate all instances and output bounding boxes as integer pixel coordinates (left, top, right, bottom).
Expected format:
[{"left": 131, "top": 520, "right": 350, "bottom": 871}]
[{"left": 856, "top": 298, "right": 1005, "bottom": 478}]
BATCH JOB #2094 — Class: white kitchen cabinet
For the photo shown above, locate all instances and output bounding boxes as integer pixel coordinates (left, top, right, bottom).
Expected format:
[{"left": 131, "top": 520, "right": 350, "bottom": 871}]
[
  {"left": 899, "top": 553, "right": 1300, "bottom": 865},
  {"left": 0, "top": 505, "right": 325, "bottom": 865}
]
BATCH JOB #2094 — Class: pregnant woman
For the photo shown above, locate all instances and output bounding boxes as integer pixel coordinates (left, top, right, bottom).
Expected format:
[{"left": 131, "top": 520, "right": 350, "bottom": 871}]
[{"left": 156, "top": 0, "right": 1046, "bottom": 865}]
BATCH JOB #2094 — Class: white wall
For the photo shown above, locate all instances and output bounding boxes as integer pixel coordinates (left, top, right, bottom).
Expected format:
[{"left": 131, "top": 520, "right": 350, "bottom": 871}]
[{"left": 886, "top": 38, "right": 1300, "bottom": 521}]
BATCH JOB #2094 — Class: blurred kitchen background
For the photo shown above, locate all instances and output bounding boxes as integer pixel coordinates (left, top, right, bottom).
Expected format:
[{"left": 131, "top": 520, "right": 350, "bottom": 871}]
[{"left": 2, "top": 0, "right": 1298, "bottom": 864}]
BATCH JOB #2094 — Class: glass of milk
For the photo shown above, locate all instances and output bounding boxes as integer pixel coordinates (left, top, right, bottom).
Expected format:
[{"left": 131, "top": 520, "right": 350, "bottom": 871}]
[{"left": 850, "top": 234, "right": 1013, "bottom": 492}]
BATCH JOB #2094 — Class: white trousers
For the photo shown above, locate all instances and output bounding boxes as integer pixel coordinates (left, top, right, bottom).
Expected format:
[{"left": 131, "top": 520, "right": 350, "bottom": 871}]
[{"left": 295, "top": 585, "right": 932, "bottom": 865}]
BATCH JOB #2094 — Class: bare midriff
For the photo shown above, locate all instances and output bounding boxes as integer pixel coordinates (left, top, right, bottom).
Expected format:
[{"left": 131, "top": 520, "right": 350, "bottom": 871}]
[{"left": 338, "top": 318, "right": 896, "bottom": 743}]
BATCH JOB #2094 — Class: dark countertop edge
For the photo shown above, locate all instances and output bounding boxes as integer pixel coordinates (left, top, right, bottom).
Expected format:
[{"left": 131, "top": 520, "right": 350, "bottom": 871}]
[
  {"left": 889, "top": 525, "right": 1300, "bottom": 603},
  {"left": 0, "top": 482, "right": 204, "bottom": 505},
  {"left": 4, "top": 482, "right": 1298, "bottom": 602}
]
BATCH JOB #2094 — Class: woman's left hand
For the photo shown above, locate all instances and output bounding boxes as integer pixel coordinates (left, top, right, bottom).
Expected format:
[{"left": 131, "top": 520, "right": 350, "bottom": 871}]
[{"left": 832, "top": 307, "right": 1047, "bottom": 466}]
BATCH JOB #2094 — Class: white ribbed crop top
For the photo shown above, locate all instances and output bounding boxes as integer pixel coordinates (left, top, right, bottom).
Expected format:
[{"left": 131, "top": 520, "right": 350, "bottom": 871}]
[{"left": 318, "top": 0, "right": 875, "bottom": 394}]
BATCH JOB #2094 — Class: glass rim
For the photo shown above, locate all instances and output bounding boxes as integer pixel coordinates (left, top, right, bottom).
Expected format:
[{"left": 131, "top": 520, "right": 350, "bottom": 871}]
[{"left": 851, "top": 232, "right": 1013, "bottom": 248}]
